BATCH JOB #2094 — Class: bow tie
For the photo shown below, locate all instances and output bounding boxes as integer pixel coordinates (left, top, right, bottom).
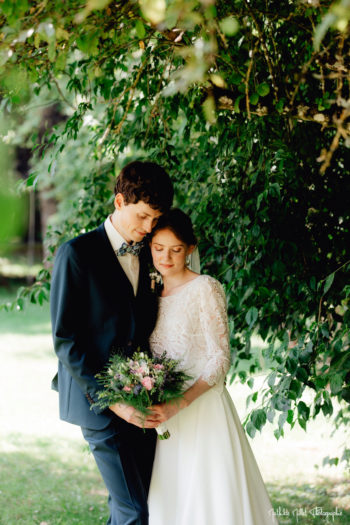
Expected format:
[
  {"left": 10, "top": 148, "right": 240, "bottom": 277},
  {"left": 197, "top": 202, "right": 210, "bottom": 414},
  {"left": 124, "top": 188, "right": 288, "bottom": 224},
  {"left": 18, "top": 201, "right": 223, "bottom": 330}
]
[{"left": 116, "top": 241, "right": 144, "bottom": 257}]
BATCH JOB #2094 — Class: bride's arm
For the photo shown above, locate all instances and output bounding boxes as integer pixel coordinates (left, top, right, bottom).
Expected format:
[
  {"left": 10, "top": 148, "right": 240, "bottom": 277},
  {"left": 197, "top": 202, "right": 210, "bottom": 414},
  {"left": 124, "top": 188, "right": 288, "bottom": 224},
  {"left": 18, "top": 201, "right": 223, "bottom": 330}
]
[
  {"left": 149, "top": 378, "right": 212, "bottom": 422},
  {"left": 149, "top": 277, "right": 231, "bottom": 424}
]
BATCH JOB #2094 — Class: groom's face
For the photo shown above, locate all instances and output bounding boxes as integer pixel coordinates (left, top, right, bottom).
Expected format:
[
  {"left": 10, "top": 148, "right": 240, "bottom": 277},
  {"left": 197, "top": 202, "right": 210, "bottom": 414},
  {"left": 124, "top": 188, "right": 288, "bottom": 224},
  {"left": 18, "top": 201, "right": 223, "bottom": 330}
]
[{"left": 113, "top": 194, "right": 162, "bottom": 243}]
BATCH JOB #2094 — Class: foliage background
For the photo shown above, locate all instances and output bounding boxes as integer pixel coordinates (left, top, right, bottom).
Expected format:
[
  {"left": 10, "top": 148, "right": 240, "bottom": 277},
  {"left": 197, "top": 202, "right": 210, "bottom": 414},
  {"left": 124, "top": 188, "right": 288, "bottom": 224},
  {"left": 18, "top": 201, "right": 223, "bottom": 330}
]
[{"left": 0, "top": 0, "right": 350, "bottom": 460}]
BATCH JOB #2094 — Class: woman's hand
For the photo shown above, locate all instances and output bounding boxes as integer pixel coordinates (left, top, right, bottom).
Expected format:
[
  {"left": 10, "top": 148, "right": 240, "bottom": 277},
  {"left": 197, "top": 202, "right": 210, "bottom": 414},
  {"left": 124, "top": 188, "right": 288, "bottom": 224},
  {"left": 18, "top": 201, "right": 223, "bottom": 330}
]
[
  {"left": 145, "top": 398, "right": 188, "bottom": 424},
  {"left": 109, "top": 402, "right": 161, "bottom": 428},
  {"left": 144, "top": 378, "right": 213, "bottom": 425}
]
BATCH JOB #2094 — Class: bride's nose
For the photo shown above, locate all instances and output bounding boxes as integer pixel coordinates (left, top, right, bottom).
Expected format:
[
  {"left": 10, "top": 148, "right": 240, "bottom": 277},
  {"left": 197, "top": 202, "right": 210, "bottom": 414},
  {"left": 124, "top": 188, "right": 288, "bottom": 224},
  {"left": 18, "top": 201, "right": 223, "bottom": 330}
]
[{"left": 162, "top": 249, "right": 172, "bottom": 261}]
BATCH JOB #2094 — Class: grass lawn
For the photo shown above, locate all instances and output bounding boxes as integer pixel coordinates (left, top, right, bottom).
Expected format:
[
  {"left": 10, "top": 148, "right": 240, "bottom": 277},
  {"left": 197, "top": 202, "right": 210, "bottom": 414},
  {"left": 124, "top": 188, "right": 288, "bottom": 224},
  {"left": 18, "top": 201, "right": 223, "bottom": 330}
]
[{"left": 0, "top": 286, "right": 349, "bottom": 524}]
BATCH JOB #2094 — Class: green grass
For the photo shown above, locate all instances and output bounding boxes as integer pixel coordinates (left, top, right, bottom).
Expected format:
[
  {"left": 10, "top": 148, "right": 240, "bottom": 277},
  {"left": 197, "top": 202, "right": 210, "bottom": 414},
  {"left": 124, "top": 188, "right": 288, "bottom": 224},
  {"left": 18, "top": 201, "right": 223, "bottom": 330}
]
[
  {"left": 0, "top": 435, "right": 107, "bottom": 525},
  {"left": 0, "top": 287, "right": 349, "bottom": 524}
]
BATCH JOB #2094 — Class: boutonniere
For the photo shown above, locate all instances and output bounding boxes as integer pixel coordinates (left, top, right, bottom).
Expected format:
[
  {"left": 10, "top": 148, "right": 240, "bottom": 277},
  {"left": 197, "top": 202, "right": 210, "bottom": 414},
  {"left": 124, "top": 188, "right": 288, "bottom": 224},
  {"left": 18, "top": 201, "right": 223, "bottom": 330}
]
[{"left": 149, "top": 265, "right": 163, "bottom": 292}]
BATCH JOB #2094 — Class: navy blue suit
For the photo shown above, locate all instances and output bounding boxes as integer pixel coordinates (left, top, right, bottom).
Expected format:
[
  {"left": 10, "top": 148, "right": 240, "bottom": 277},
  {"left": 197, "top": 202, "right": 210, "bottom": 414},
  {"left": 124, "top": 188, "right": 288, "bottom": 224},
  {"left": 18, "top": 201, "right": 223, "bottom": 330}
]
[{"left": 50, "top": 223, "right": 158, "bottom": 524}]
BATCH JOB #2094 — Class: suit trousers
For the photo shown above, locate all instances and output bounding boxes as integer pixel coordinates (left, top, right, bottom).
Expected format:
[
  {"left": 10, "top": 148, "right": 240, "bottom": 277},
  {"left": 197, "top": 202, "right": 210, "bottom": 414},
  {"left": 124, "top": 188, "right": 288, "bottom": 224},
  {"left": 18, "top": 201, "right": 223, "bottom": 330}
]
[{"left": 81, "top": 418, "right": 156, "bottom": 525}]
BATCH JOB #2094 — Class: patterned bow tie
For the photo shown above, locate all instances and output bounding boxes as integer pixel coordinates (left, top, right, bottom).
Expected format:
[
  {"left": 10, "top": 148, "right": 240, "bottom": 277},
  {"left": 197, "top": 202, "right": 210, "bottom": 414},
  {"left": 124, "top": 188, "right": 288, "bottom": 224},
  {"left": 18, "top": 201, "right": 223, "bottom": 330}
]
[{"left": 116, "top": 241, "right": 144, "bottom": 256}]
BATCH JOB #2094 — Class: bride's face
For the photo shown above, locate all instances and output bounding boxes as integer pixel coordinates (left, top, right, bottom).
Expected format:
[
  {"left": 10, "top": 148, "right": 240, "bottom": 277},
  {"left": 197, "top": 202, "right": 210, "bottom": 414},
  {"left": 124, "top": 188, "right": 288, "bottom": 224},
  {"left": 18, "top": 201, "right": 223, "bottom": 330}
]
[{"left": 150, "top": 228, "right": 194, "bottom": 277}]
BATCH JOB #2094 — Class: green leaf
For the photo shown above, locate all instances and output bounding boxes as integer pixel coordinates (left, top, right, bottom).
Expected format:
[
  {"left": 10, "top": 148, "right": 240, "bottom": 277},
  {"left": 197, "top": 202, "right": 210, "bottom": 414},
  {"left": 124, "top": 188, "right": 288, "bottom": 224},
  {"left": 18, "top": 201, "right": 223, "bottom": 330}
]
[
  {"left": 251, "top": 409, "right": 267, "bottom": 431},
  {"left": 202, "top": 96, "right": 216, "bottom": 124},
  {"left": 330, "top": 374, "right": 343, "bottom": 395},
  {"left": 250, "top": 92, "right": 259, "bottom": 105},
  {"left": 234, "top": 94, "right": 244, "bottom": 113},
  {"left": 48, "top": 40, "right": 56, "bottom": 62},
  {"left": 298, "top": 417, "right": 307, "bottom": 431},
  {"left": 341, "top": 387, "right": 350, "bottom": 403},
  {"left": 135, "top": 19, "right": 146, "bottom": 39},
  {"left": 87, "top": 0, "right": 112, "bottom": 9},
  {"left": 267, "top": 408, "right": 275, "bottom": 423},
  {"left": 324, "top": 272, "right": 335, "bottom": 294},
  {"left": 76, "top": 33, "right": 99, "bottom": 56},
  {"left": 296, "top": 366, "right": 308, "bottom": 382},
  {"left": 246, "top": 421, "right": 256, "bottom": 438},
  {"left": 278, "top": 411, "right": 287, "bottom": 428},
  {"left": 321, "top": 400, "right": 333, "bottom": 417},
  {"left": 238, "top": 370, "right": 247, "bottom": 383},
  {"left": 267, "top": 371, "right": 276, "bottom": 388},
  {"left": 274, "top": 428, "right": 284, "bottom": 440},
  {"left": 297, "top": 401, "right": 310, "bottom": 420},
  {"left": 231, "top": 73, "right": 243, "bottom": 85},
  {"left": 245, "top": 307, "right": 258, "bottom": 328},
  {"left": 26, "top": 172, "right": 39, "bottom": 188},
  {"left": 289, "top": 379, "right": 302, "bottom": 396},
  {"left": 275, "top": 99, "right": 285, "bottom": 113},
  {"left": 219, "top": 16, "right": 239, "bottom": 36},
  {"left": 256, "top": 83, "right": 270, "bottom": 97},
  {"left": 54, "top": 50, "right": 67, "bottom": 72}
]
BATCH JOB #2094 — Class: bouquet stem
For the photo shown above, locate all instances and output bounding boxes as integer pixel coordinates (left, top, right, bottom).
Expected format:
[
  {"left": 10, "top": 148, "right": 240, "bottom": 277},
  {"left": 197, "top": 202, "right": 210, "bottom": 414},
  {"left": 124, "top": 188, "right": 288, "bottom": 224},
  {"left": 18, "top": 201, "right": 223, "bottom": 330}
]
[{"left": 156, "top": 423, "right": 170, "bottom": 440}]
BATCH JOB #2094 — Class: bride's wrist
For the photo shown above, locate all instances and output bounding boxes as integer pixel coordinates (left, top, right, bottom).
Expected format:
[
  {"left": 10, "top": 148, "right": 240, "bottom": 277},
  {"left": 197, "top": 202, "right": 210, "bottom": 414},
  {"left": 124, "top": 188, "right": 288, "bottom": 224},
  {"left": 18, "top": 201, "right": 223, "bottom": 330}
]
[{"left": 181, "top": 397, "right": 190, "bottom": 409}]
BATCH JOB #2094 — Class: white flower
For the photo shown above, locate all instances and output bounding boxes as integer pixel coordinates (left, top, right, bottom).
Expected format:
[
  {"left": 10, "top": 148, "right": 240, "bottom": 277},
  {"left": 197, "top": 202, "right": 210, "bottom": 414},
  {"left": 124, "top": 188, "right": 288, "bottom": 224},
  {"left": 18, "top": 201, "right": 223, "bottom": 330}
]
[{"left": 149, "top": 271, "right": 162, "bottom": 284}]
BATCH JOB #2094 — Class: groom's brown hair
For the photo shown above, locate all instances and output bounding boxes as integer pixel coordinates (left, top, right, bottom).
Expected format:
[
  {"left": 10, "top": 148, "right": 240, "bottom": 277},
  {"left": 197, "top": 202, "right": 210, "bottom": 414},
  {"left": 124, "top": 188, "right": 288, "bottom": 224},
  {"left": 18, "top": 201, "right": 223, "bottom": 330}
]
[{"left": 115, "top": 160, "right": 173, "bottom": 213}]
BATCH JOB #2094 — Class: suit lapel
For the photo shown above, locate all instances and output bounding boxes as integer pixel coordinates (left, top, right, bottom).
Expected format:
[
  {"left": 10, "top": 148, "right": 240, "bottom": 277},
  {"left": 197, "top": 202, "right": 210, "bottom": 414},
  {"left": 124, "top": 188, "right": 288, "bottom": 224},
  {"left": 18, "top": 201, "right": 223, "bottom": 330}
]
[
  {"left": 136, "top": 245, "right": 152, "bottom": 298},
  {"left": 95, "top": 223, "right": 135, "bottom": 299}
]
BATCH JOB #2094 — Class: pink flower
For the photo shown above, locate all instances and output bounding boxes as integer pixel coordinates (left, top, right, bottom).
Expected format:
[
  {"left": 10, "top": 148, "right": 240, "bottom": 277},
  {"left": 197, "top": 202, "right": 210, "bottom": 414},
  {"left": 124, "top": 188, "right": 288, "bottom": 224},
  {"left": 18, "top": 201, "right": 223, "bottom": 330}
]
[
  {"left": 141, "top": 377, "right": 154, "bottom": 391},
  {"left": 154, "top": 364, "right": 164, "bottom": 370},
  {"left": 123, "top": 386, "right": 132, "bottom": 392},
  {"left": 136, "top": 367, "right": 147, "bottom": 375}
]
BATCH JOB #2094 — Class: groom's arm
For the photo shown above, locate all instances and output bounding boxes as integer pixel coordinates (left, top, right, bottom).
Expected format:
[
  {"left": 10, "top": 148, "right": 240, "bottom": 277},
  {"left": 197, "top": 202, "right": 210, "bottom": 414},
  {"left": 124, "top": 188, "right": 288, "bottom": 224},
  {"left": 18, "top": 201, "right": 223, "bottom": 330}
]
[{"left": 50, "top": 242, "right": 105, "bottom": 414}]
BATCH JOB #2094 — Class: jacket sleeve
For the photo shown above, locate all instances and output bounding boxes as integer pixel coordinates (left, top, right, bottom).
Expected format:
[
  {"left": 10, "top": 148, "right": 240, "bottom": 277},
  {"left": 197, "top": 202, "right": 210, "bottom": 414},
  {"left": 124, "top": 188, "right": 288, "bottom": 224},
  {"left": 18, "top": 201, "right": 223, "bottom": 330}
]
[{"left": 50, "top": 242, "right": 105, "bottom": 414}]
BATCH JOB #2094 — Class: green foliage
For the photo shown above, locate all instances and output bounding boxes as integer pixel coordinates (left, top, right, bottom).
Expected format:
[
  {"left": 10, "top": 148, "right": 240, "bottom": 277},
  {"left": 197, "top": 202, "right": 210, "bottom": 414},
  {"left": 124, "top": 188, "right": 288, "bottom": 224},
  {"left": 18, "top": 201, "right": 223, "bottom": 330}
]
[{"left": 1, "top": 0, "right": 350, "bottom": 452}]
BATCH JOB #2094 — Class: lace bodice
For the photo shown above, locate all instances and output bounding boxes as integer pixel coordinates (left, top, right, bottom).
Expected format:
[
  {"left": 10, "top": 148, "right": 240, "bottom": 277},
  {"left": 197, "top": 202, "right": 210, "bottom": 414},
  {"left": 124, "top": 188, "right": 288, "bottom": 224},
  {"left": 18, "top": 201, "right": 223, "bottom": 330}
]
[{"left": 149, "top": 275, "right": 230, "bottom": 387}]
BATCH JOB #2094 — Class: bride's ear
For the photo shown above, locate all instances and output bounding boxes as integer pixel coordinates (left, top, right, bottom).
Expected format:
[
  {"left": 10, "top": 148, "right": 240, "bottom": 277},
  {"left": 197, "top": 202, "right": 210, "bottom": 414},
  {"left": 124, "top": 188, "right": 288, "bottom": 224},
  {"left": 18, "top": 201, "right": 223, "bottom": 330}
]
[{"left": 187, "top": 244, "right": 196, "bottom": 255}]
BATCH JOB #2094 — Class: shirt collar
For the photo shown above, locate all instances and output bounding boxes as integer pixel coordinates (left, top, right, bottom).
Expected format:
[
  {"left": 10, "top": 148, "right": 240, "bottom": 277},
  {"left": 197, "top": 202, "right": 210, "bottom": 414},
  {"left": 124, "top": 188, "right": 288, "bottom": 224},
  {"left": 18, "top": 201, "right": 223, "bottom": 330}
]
[{"left": 104, "top": 215, "right": 128, "bottom": 252}]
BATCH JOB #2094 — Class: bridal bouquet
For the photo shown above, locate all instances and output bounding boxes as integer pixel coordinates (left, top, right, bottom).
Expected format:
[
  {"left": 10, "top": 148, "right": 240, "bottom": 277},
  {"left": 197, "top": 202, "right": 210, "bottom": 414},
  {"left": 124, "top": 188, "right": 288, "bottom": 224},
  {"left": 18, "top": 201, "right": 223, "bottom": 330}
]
[{"left": 94, "top": 350, "right": 191, "bottom": 439}]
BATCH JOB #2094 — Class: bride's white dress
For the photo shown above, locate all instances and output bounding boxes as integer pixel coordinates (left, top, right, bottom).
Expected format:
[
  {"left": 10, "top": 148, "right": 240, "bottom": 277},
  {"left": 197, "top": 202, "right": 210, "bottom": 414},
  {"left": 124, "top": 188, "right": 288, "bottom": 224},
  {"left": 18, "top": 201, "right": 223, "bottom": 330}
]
[{"left": 148, "top": 275, "right": 277, "bottom": 525}]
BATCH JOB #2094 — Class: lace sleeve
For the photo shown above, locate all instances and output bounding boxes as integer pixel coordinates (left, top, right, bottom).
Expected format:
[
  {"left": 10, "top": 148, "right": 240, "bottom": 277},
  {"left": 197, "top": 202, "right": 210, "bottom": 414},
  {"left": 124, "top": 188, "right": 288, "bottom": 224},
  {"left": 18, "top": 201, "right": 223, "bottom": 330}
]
[{"left": 198, "top": 276, "right": 231, "bottom": 385}]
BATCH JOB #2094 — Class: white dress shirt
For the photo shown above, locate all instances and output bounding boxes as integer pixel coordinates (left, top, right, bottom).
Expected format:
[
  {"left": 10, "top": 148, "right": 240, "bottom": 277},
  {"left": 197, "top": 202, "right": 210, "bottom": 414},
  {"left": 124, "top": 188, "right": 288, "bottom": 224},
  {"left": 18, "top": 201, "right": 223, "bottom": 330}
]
[{"left": 104, "top": 216, "right": 140, "bottom": 296}]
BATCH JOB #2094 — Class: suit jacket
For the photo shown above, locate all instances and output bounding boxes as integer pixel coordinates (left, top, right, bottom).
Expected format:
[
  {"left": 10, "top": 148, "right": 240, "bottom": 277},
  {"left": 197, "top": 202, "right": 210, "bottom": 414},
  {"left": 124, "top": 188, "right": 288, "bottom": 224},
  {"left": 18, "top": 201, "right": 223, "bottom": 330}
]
[{"left": 50, "top": 223, "right": 158, "bottom": 430}]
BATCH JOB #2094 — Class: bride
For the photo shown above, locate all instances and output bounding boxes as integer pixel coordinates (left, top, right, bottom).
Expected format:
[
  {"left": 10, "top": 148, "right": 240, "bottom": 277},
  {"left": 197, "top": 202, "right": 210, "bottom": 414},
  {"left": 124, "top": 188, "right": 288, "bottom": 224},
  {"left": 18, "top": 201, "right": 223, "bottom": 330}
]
[{"left": 146, "top": 208, "right": 277, "bottom": 525}]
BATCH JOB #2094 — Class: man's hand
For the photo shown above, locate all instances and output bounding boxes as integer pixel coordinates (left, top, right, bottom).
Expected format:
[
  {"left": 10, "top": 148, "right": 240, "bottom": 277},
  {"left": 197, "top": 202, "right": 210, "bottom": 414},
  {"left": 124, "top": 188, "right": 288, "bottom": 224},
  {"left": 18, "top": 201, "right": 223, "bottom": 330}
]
[{"left": 109, "top": 402, "right": 161, "bottom": 428}]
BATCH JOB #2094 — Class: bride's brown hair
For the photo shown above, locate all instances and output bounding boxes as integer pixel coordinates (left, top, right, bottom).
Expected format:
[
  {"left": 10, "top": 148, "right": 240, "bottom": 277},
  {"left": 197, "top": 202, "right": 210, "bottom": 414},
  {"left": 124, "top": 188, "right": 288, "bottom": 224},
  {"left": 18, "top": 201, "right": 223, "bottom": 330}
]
[{"left": 150, "top": 208, "right": 197, "bottom": 246}]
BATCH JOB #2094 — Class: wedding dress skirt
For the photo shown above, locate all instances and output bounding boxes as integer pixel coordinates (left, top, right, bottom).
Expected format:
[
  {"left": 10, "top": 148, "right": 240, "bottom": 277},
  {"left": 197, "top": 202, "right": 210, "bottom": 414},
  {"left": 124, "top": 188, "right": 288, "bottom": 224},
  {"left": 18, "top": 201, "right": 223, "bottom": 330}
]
[
  {"left": 148, "top": 275, "right": 277, "bottom": 525},
  {"left": 148, "top": 382, "right": 276, "bottom": 525}
]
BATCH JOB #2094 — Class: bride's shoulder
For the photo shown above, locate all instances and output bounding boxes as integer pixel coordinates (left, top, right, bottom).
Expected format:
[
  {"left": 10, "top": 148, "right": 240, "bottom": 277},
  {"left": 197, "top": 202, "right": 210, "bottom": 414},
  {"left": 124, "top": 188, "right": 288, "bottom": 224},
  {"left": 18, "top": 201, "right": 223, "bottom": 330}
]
[{"left": 195, "top": 274, "right": 225, "bottom": 293}]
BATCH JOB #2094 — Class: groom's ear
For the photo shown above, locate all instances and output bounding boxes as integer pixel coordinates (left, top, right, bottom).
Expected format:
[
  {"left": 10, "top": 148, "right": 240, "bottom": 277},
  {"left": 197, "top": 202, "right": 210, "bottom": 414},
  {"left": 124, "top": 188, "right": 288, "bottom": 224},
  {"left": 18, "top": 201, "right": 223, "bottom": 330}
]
[{"left": 114, "top": 193, "right": 125, "bottom": 210}]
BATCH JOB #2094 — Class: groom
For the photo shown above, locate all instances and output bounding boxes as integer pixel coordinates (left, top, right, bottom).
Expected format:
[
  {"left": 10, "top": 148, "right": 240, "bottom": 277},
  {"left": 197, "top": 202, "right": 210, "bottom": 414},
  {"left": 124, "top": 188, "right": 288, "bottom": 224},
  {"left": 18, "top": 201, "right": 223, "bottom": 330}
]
[{"left": 50, "top": 160, "right": 173, "bottom": 525}]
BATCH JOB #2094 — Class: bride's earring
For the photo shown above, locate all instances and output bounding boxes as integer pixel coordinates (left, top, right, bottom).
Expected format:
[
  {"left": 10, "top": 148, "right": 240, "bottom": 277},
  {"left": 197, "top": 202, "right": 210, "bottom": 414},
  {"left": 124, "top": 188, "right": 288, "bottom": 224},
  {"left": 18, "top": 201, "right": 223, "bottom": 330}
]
[{"left": 186, "top": 255, "right": 191, "bottom": 267}]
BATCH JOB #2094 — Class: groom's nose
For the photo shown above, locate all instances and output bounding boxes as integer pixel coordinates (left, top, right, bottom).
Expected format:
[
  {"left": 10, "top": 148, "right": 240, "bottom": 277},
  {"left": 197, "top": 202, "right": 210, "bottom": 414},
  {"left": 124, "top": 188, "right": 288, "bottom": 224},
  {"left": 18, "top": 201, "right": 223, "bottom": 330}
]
[{"left": 143, "top": 218, "right": 153, "bottom": 233}]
